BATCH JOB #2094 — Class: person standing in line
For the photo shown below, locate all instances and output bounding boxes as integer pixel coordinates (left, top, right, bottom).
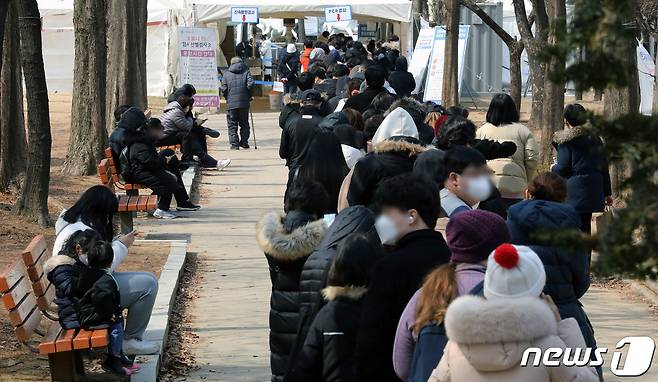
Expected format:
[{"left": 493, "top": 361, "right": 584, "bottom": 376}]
[
  {"left": 476, "top": 93, "right": 539, "bottom": 208},
  {"left": 256, "top": 179, "right": 330, "bottom": 382},
  {"left": 279, "top": 44, "right": 301, "bottom": 95},
  {"left": 429, "top": 243, "right": 599, "bottom": 382},
  {"left": 552, "top": 103, "right": 612, "bottom": 234},
  {"left": 300, "top": 40, "right": 314, "bottom": 73},
  {"left": 221, "top": 57, "right": 255, "bottom": 150}
]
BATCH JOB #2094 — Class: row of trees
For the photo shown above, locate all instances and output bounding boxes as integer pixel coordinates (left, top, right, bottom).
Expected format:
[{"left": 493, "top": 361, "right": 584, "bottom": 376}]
[{"left": 0, "top": 0, "right": 148, "bottom": 226}]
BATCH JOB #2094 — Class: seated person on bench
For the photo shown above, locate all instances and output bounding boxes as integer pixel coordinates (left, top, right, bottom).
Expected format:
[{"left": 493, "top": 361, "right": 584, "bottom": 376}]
[
  {"left": 120, "top": 112, "right": 201, "bottom": 219},
  {"left": 75, "top": 241, "right": 141, "bottom": 376},
  {"left": 159, "top": 92, "right": 231, "bottom": 170}
]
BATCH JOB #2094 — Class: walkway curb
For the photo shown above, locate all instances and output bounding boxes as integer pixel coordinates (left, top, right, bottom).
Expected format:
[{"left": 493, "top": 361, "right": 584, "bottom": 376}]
[
  {"left": 131, "top": 240, "right": 188, "bottom": 382},
  {"left": 627, "top": 279, "right": 658, "bottom": 306},
  {"left": 182, "top": 165, "right": 198, "bottom": 197}
]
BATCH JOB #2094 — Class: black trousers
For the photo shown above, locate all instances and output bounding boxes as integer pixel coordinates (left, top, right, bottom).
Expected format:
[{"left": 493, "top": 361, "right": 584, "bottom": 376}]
[
  {"left": 131, "top": 158, "right": 189, "bottom": 211},
  {"left": 158, "top": 128, "right": 217, "bottom": 167},
  {"left": 226, "top": 108, "right": 250, "bottom": 147}
]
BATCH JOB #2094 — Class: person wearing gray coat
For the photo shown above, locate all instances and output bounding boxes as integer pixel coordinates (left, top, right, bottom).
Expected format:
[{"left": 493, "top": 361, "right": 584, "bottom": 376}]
[{"left": 221, "top": 57, "right": 255, "bottom": 149}]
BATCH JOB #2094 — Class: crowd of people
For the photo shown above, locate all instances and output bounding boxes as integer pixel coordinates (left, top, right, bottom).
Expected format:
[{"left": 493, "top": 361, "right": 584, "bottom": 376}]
[{"left": 257, "top": 33, "right": 613, "bottom": 382}]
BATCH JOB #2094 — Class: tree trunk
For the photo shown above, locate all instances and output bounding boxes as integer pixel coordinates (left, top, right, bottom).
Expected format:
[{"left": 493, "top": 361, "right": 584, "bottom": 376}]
[
  {"left": 574, "top": 45, "right": 583, "bottom": 101},
  {"left": 509, "top": 45, "right": 523, "bottom": 112},
  {"left": 538, "top": 0, "right": 566, "bottom": 169},
  {"left": 63, "top": 0, "right": 107, "bottom": 176},
  {"left": 527, "top": 58, "right": 545, "bottom": 130},
  {"left": 14, "top": 0, "right": 52, "bottom": 226},
  {"left": 0, "top": 1, "right": 26, "bottom": 190},
  {"left": 442, "top": 0, "right": 460, "bottom": 107},
  {"left": 105, "top": 0, "right": 147, "bottom": 133},
  {"left": 654, "top": 48, "right": 658, "bottom": 113},
  {"left": 0, "top": 0, "right": 9, "bottom": 70}
]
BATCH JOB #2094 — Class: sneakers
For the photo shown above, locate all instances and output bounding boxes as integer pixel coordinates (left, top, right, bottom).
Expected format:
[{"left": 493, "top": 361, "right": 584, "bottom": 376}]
[
  {"left": 176, "top": 201, "right": 201, "bottom": 211},
  {"left": 202, "top": 127, "right": 220, "bottom": 138},
  {"left": 103, "top": 355, "right": 134, "bottom": 376},
  {"left": 240, "top": 142, "right": 250, "bottom": 149},
  {"left": 230, "top": 146, "right": 240, "bottom": 150},
  {"left": 123, "top": 338, "right": 160, "bottom": 355},
  {"left": 153, "top": 209, "right": 177, "bottom": 220},
  {"left": 120, "top": 353, "right": 142, "bottom": 373},
  {"left": 217, "top": 158, "right": 232, "bottom": 170}
]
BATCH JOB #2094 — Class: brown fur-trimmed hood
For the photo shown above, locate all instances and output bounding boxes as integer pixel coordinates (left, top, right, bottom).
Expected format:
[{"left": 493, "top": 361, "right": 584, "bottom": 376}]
[
  {"left": 322, "top": 285, "right": 368, "bottom": 301},
  {"left": 256, "top": 212, "right": 327, "bottom": 261},
  {"left": 553, "top": 126, "right": 590, "bottom": 144},
  {"left": 373, "top": 138, "right": 427, "bottom": 157},
  {"left": 44, "top": 255, "right": 77, "bottom": 276}
]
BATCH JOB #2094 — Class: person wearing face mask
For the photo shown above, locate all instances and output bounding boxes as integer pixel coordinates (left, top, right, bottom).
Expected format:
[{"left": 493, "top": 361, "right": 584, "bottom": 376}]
[
  {"left": 440, "top": 146, "right": 493, "bottom": 218},
  {"left": 354, "top": 174, "right": 451, "bottom": 382}
]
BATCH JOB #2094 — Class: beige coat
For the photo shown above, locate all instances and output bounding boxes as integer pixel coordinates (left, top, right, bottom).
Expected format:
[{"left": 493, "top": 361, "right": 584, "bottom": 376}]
[
  {"left": 476, "top": 122, "right": 538, "bottom": 199},
  {"left": 429, "top": 295, "right": 599, "bottom": 382}
]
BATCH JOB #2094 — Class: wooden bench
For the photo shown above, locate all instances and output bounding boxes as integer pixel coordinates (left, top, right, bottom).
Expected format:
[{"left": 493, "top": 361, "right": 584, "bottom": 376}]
[
  {"left": 0, "top": 237, "right": 109, "bottom": 381},
  {"left": 22, "top": 235, "right": 58, "bottom": 321},
  {"left": 98, "top": 148, "right": 157, "bottom": 234},
  {"left": 155, "top": 143, "right": 181, "bottom": 152}
]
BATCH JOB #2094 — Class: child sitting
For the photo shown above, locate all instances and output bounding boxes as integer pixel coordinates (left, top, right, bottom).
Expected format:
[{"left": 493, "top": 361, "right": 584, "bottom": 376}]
[
  {"left": 75, "top": 241, "right": 141, "bottom": 376},
  {"left": 45, "top": 230, "right": 100, "bottom": 330}
]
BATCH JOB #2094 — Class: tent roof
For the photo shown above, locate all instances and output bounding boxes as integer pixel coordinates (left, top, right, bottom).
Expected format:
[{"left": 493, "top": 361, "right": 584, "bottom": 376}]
[{"left": 192, "top": 0, "right": 412, "bottom": 23}]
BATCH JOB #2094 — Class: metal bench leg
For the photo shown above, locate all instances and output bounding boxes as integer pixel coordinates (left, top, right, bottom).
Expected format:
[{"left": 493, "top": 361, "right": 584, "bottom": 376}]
[
  {"left": 119, "top": 212, "right": 134, "bottom": 234},
  {"left": 49, "top": 351, "right": 84, "bottom": 381}
]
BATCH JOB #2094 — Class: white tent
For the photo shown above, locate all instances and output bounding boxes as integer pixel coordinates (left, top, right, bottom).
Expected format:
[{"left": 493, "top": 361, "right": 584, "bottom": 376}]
[{"left": 37, "top": 0, "right": 411, "bottom": 96}]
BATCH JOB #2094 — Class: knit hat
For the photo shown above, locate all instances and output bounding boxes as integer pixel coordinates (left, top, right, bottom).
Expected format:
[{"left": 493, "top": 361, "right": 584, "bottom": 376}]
[
  {"left": 484, "top": 244, "right": 546, "bottom": 301},
  {"left": 286, "top": 43, "right": 297, "bottom": 54},
  {"left": 310, "top": 47, "right": 326, "bottom": 61},
  {"left": 446, "top": 210, "right": 510, "bottom": 264}
]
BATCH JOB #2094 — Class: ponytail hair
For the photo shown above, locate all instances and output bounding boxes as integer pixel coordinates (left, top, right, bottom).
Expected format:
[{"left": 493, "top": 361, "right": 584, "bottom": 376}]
[
  {"left": 59, "top": 230, "right": 101, "bottom": 259},
  {"left": 413, "top": 262, "right": 458, "bottom": 334}
]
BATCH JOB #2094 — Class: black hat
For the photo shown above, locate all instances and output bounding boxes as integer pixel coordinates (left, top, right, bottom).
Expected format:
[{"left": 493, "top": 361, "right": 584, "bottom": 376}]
[{"left": 300, "top": 89, "right": 322, "bottom": 103}]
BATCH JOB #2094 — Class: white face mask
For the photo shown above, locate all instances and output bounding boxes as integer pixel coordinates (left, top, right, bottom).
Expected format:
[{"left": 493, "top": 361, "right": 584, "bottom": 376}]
[
  {"left": 464, "top": 175, "right": 492, "bottom": 202},
  {"left": 375, "top": 215, "right": 400, "bottom": 246}
]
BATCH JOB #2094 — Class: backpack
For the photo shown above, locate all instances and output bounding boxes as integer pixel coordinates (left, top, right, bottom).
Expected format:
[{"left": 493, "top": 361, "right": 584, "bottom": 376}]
[{"left": 408, "top": 279, "right": 485, "bottom": 382}]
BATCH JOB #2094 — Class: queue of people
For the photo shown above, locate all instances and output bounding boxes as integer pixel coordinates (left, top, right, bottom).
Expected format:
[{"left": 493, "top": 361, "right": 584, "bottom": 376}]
[{"left": 257, "top": 34, "right": 611, "bottom": 382}]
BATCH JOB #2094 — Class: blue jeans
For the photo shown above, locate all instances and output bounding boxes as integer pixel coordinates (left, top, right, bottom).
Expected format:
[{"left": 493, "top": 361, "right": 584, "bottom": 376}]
[{"left": 109, "top": 316, "right": 124, "bottom": 356}]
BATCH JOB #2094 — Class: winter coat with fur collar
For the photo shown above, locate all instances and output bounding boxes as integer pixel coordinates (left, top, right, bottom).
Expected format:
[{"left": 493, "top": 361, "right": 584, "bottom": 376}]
[
  {"left": 347, "top": 137, "right": 427, "bottom": 209},
  {"left": 429, "top": 295, "right": 600, "bottom": 382},
  {"left": 44, "top": 255, "right": 85, "bottom": 329},
  {"left": 552, "top": 126, "right": 612, "bottom": 214},
  {"left": 256, "top": 211, "right": 328, "bottom": 382},
  {"left": 288, "top": 285, "right": 367, "bottom": 382}
]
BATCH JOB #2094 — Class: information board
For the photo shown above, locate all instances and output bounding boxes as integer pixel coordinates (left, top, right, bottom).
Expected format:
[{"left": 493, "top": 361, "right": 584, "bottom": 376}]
[
  {"left": 325, "top": 6, "right": 352, "bottom": 23},
  {"left": 423, "top": 25, "right": 470, "bottom": 104},
  {"left": 177, "top": 27, "right": 220, "bottom": 108},
  {"left": 409, "top": 27, "right": 436, "bottom": 94}
]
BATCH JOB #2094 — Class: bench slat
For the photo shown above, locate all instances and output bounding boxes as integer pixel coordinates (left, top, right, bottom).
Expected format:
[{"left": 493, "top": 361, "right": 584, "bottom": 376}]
[
  {"left": 0, "top": 259, "right": 25, "bottom": 293},
  {"left": 2, "top": 276, "right": 32, "bottom": 310},
  {"left": 26, "top": 256, "right": 46, "bottom": 283},
  {"left": 118, "top": 195, "right": 130, "bottom": 212},
  {"left": 39, "top": 323, "right": 63, "bottom": 354},
  {"left": 90, "top": 329, "right": 109, "bottom": 348},
  {"left": 8, "top": 292, "right": 38, "bottom": 327},
  {"left": 55, "top": 329, "right": 77, "bottom": 352},
  {"left": 137, "top": 195, "right": 148, "bottom": 210},
  {"left": 21, "top": 235, "right": 48, "bottom": 267},
  {"left": 36, "top": 282, "right": 56, "bottom": 313},
  {"left": 73, "top": 329, "right": 92, "bottom": 349},
  {"left": 15, "top": 306, "right": 42, "bottom": 342},
  {"left": 146, "top": 195, "right": 158, "bottom": 210}
]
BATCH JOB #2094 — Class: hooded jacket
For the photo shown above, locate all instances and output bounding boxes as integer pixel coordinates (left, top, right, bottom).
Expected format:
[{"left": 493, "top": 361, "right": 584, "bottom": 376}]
[
  {"left": 161, "top": 101, "right": 194, "bottom": 137},
  {"left": 476, "top": 122, "right": 539, "bottom": 199},
  {"left": 121, "top": 130, "right": 168, "bottom": 184},
  {"left": 279, "top": 51, "right": 301, "bottom": 81},
  {"left": 371, "top": 108, "right": 419, "bottom": 146},
  {"left": 221, "top": 61, "right": 255, "bottom": 110},
  {"left": 256, "top": 211, "right": 328, "bottom": 382},
  {"left": 388, "top": 70, "right": 416, "bottom": 98},
  {"left": 429, "top": 296, "right": 600, "bottom": 382},
  {"left": 44, "top": 255, "right": 85, "bottom": 329},
  {"left": 279, "top": 105, "right": 323, "bottom": 169},
  {"left": 552, "top": 126, "right": 612, "bottom": 213},
  {"left": 287, "top": 206, "right": 376, "bottom": 367},
  {"left": 75, "top": 268, "right": 122, "bottom": 328},
  {"left": 507, "top": 200, "right": 595, "bottom": 348},
  {"left": 289, "top": 286, "right": 368, "bottom": 382},
  {"left": 52, "top": 212, "right": 128, "bottom": 273},
  {"left": 355, "top": 229, "right": 451, "bottom": 382},
  {"left": 109, "top": 107, "right": 148, "bottom": 173}
]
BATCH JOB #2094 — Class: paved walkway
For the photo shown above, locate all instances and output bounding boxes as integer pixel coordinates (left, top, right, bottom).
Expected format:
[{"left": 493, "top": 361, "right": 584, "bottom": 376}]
[{"left": 140, "top": 112, "right": 656, "bottom": 381}]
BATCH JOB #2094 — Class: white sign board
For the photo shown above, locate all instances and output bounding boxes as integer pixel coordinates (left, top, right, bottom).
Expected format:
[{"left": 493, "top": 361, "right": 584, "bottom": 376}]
[
  {"left": 177, "top": 27, "right": 220, "bottom": 108},
  {"left": 325, "top": 6, "right": 352, "bottom": 23},
  {"left": 637, "top": 44, "right": 655, "bottom": 116},
  {"left": 424, "top": 25, "right": 470, "bottom": 104},
  {"left": 231, "top": 7, "right": 259, "bottom": 24},
  {"left": 409, "top": 27, "right": 436, "bottom": 94}
]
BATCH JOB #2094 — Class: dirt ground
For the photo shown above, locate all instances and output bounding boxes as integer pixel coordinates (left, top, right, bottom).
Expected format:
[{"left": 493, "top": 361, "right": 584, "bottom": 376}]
[{"left": 0, "top": 94, "right": 171, "bottom": 380}]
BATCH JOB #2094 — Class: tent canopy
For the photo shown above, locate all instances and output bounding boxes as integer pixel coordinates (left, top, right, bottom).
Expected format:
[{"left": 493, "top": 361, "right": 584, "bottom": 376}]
[{"left": 192, "top": 0, "right": 412, "bottom": 23}]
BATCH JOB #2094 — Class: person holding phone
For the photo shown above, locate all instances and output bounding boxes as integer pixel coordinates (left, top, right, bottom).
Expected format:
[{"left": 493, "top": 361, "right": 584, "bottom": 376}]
[{"left": 52, "top": 186, "right": 160, "bottom": 355}]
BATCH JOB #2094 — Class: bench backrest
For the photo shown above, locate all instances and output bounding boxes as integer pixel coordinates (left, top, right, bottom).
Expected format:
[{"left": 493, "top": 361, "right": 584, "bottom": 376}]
[
  {"left": 0, "top": 259, "right": 45, "bottom": 343},
  {"left": 100, "top": 147, "right": 143, "bottom": 191},
  {"left": 22, "top": 235, "right": 57, "bottom": 314}
]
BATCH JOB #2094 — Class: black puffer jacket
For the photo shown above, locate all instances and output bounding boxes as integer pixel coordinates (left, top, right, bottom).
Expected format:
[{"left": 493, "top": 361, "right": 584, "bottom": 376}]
[
  {"left": 44, "top": 255, "right": 85, "bottom": 329},
  {"left": 75, "top": 268, "right": 122, "bottom": 328},
  {"left": 289, "top": 286, "right": 367, "bottom": 382},
  {"left": 278, "top": 52, "right": 300, "bottom": 81},
  {"left": 279, "top": 106, "right": 323, "bottom": 169},
  {"left": 289, "top": 207, "right": 375, "bottom": 359},
  {"left": 122, "top": 131, "right": 167, "bottom": 184},
  {"left": 109, "top": 107, "right": 148, "bottom": 173},
  {"left": 507, "top": 199, "right": 596, "bottom": 349},
  {"left": 256, "top": 210, "right": 328, "bottom": 382},
  {"left": 347, "top": 137, "right": 426, "bottom": 209}
]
